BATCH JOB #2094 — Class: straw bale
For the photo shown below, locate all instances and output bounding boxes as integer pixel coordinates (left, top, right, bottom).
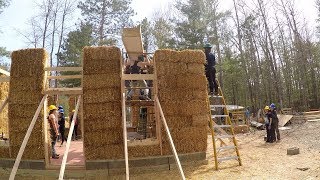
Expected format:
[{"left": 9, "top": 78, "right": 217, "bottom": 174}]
[
  {"left": 128, "top": 144, "right": 161, "bottom": 158},
  {"left": 0, "top": 102, "right": 8, "bottom": 135},
  {"left": 83, "top": 103, "right": 121, "bottom": 117},
  {"left": 178, "top": 50, "right": 205, "bottom": 64},
  {"left": 85, "top": 145, "right": 124, "bottom": 160},
  {"left": 153, "top": 49, "right": 175, "bottom": 62},
  {"left": 83, "top": 74, "right": 120, "bottom": 89},
  {"left": 159, "top": 101, "right": 182, "bottom": 116},
  {"left": 0, "top": 75, "right": 9, "bottom": 100},
  {"left": 84, "top": 128, "right": 123, "bottom": 146},
  {"left": 156, "top": 61, "right": 188, "bottom": 76},
  {"left": 10, "top": 48, "right": 47, "bottom": 78},
  {"left": 0, "top": 147, "right": 10, "bottom": 158},
  {"left": 84, "top": 116, "right": 122, "bottom": 129},
  {"left": 9, "top": 92, "right": 43, "bottom": 105},
  {"left": 158, "top": 88, "right": 207, "bottom": 101},
  {"left": 192, "top": 114, "right": 210, "bottom": 127},
  {"left": 83, "top": 60, "right": 120, "bottom": 75},
  {"left": 176, "top": 74, "right": 207, "bottom": 90},
  {"left": 9, "top": 131, "right": 43, "bottom": 146},
  {"left": 9, "top": 117, "right": 43, "bottom": 133},
  {"left": 10, "top": 145, "right": 45, "bottom": 160},
  {"left": 187, "top": 63, "right": 205, "bottom": 75},
  {"left": 180, "top": 99, "right": 209, "bottom": 116},
  {"left": 83, "top": 88, "right": 121, "bottom": 103},
  {"left": 157, "top": 75, "right": 177, "bottom": 89},
  {"left": 165, "top": 115, "right": 192, "bottom": 128},
  {"left": 9, "top": 77, "right": 44, "bottom": 91},
  {"left": 83, "top": 46, "right": 121, "bottom": 62}
]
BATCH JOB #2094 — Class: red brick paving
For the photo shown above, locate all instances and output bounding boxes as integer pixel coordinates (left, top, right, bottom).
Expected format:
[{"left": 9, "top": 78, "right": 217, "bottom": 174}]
[{"left": 50, "top": 140, "right": 85, "bottom": 166}]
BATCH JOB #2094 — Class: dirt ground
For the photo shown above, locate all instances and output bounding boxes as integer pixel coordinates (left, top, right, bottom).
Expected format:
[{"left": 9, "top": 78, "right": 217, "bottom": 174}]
[{"left": 1, "top": 120, "right": 320, "bottom": 179}]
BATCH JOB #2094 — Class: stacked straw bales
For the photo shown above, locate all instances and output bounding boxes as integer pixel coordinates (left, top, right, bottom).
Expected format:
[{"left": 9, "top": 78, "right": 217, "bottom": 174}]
[
  {"left": 155, "top": 49, "right": 209, "bottom": 155},
  {"left": 8, "top": 49, "right": 47, "bottom": 159},
  {"left": 82, "top": 46, "right": 123, "bottom": 160},
  {"left": 0, "top": 74, "right": 9, "bottom": 136}
]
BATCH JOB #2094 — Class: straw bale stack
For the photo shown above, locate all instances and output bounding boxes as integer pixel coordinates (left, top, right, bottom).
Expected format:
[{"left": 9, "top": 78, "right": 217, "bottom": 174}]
[
  {"left": 0, "top": 147, "right": 10, "bottom": 158},
  {"left": 0, "top": 74, "right": 9, "bottom": 136},
  {"left": 8, "top": 48, "right": 47, "bottom": 160},
  {"left": 155, "top": 49, "right": 209, "bottom": 155},
  {"left": 83, "top": 46, "right": 124, "bottom": 160}
]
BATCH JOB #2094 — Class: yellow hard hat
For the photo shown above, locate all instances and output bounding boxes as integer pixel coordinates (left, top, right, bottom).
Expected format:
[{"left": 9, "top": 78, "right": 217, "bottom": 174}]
[
  {"left": 49, "top": 105, "right": 57, "bottom": 111},
  {"left": 72, "top": 109, "right": 75, "bottom": 112},
  {"left": 264, "top": 106, "right": 270, "bottom": 110}
]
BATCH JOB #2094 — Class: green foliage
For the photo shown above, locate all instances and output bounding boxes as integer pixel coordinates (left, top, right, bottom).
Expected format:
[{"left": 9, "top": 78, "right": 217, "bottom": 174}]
[
  {"left": 78, "top": 0, "right": 134, "bottom": 45},
  {"left": 0, "top": 0, "right": 9, "bottom": 14},
  {"left": 140, "top": 18, "right": 152, "bottom": 52},
  {"left": 152, "top": 17, "right": 176, "bottom": 49},
  {"left": 57, "top": 23, "right": 94, "bottom": 87}
]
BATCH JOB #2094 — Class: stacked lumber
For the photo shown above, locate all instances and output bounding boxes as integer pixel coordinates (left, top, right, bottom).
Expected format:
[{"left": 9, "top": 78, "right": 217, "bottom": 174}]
[
  {"left": 8, "top": 48, "right": 47, "bottom": 159},
  {"left": 155, "top": 49, "right": 209, "bottom": 154},
  {"left": 0, "top": 74, "right": 9, "bottom": 137}
]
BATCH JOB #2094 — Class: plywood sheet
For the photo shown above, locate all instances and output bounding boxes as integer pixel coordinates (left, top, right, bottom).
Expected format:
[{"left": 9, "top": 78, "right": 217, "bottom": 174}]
[
  {"left": 122, "top": 25, "right": 144, "bottom": 60},
  {"left": 278, "top": 114, "right": 293, "bottom": 127}
]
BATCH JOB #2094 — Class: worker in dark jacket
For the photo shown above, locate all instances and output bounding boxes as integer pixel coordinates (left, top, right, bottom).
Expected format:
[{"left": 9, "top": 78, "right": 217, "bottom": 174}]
[
  {"left": 204, "top": 43, "right": 218, "bottom": 95},
  {"left": 270, "top": 103, "right": 280, "bottom": 141},
  {"left": 264, "top": 106, "right": 274, "bottom": 143},
  {"left": 58, "top": 109, "right": 67, "bottom": 146}
]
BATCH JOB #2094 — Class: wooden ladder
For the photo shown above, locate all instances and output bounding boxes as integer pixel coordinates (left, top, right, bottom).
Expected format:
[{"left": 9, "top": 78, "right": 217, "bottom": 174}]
[{"left": 208, "top": 80, "right": 242, "bottom": 170}]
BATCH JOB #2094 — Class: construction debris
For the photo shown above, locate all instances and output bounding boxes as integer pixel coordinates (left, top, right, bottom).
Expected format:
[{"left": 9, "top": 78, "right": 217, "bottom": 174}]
[{"left": 287, "top": 147, "right": 300, "bottom": 155}]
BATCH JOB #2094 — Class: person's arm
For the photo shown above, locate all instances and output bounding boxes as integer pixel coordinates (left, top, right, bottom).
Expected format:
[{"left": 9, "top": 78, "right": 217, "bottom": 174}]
[{"left": 49, "top": 115, "right": 59, "bottom": 135}]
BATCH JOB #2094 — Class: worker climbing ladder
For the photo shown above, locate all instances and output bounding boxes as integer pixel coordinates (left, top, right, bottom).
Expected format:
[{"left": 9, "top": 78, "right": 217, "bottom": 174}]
[{"left": 209, "top": 80, "right": 242, "bottom": 170}]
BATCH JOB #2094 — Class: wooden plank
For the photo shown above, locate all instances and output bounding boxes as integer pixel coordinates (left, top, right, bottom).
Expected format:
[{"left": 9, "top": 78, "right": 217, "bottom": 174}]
[
  {"left": 155, "top": 97, "right": 186, "bottom": 180},
  {"left": 122, "top": 25, "right": 144, "bottom": 60},
  {"left": 44, "top": 88, "right": 83, "bottom": 95},
  {"left": 121, "top": 74, "right": 155, "bottom": 80},
  {"left": 0, "top": 77, "right": 10, "bottom": 82},
  {"left": 47, "top": 75, "right": 82, "bottom": 80},
  {"left": 126, "top": 100, "right": 154, "bottom": 106},
  {"left": 44, "top": 67, "right": 82, "bottom": 72},
  {"left": 122, "top": 92, "right": 130, "bottom": 180},
  {"left": 0, "top": 97, "right": 8, "bottom": 113},
  {"left": 278, "top": 115, "right": 293, "bottom": 127},
  {"left": 9, "top": 95, "right": 48, "bottom": 180},
  {"left": 0, "top": 68, "right": 10, "bottom": 76},
  {"left": 59, "top": 95, "right": 81, "bottom": 180}
]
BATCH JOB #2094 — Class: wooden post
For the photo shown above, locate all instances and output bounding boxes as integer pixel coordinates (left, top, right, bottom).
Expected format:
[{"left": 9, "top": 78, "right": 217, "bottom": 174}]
[
  {"left": 58, "top": 95, "right": 81, "bottom": 180},
  {"left": 0, "top": 97, "right": 8, "bottom": 113},
  {"left": 9, "top": 95, "right": 48, "bottom": 180},
  {"left": 122, "top": 92, "right": 130, "bottom": 180},
  {"left": 155, "top": 97, "right": 185, "bottom": 180}
]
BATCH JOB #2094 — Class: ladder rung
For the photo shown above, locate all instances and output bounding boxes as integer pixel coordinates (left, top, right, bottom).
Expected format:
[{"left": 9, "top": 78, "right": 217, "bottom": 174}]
[
  {"left": 210, "top": 105, "right": 226, "bottom": 108},
  {"left": 215, "top": 135, "right": 234, "bottom": 139},
  {"left": 214, "top": 125, "right": 231, "bottom": 128},
  {"left": 209, "top": 95, "right": 223, "bottom": 98},
  {"left": 217, "top": 145, "right": 235, "bottom": 151},
  {"left": 212, "top": 115, "right": 229, "bottom": 118},
  {"left": 217, "top": 156, "right": 239, "bottom": 162}
]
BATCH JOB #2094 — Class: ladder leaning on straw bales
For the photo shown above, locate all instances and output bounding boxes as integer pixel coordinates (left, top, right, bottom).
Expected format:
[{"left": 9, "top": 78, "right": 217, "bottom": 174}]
[{"left": 209, "top": 79, "right": 242, "bottom": 170}]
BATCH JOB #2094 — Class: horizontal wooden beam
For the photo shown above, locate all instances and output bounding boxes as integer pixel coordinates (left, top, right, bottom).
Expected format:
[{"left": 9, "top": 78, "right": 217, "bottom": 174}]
[
  {"left": 122, "top": 74, "right": 154, "bottom": 80},
  {"left": 0, "top": 77, "right": 10, "bottom": 82},
  {"left": 44, "top": 88, "right": 83, "bottom": 95},
  {"left": 44, "top": 67, "right": 82, "bottom": 72},
  {"left": 47, "top": 75, "right": 82, "bottom": 80},
  {"left": 0, "top": 68, "right": 10, "bottom": 76},
  {"left": 125, "top": 87, "right": 153, "bottom": 89}
]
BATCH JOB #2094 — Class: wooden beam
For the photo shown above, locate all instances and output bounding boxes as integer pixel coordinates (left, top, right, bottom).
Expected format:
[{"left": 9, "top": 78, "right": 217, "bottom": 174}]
[
  {"left": 0, "top": 68, "right": 10, "bottom": 76},
  {"left": 59, "top": 95, "right": 81, "bottom": 180},
  {"left": 44, "top": 88, "right": 82, "bottom": 95},
  {"left": 155, "top": 97, "right": 186, "bottom": 180},
  {"left": 47, "top": 75, "right": 82, "bottom": 80},
  {"left": 0, "top": 77, "right": 10, "bottom": 82},
  {"left": 126, "top": 100, "right": 154, "bottom": 106},
  {"left": 121, "top": 74, "right": 154, "bottom": 81},
  {"left": 44, "top": 67, "right": 82, "bottom": 72},
  {"left": 9, "top": 95, "right": 48, "bottom": 180},
  {"left": 0, "top": 97, "right": 8, "bottom": 113},
  {"left": 122, "top": 92, "right": 130, "bottom": 180}
]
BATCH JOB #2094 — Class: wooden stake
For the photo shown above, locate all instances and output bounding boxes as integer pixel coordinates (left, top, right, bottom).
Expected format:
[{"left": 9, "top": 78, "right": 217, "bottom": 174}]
[
  {"left": 0, "top": 97, "right": 8, "bottom": 113},
  {"left": 9, "top": 95, "right": 48, "bottom": 180},
  {"left": 122, "top": 93, "right": 130, "bottom": 180},
  {"left": 155, "top": 97, "right": 186, "bottom": 180},
  {"left": 58, "top": 95, "right": 81, "bottom": 180}
]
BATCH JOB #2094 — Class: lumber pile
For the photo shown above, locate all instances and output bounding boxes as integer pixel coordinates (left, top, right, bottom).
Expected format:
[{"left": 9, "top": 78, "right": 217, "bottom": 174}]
[
  {"left": 8, "top": 49, "right": 47, "bottom": 159},
  {"left": 155, "top": 49, "right": 209, "bottom": 154},
  {"left": 0, "top": 74, "right": 9, "bottom": 137}
]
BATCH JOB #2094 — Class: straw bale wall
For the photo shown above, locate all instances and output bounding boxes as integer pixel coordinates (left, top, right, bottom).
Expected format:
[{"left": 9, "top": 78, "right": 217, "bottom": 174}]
[
  {"left": 0, "top": 74, "right": 9, "bottom": 136},
  {"left": 155, "top": 49, "right": 209, "bottom": 155},
  {"left": 8, "top": 49, "right": 47, "bottom": 159}
]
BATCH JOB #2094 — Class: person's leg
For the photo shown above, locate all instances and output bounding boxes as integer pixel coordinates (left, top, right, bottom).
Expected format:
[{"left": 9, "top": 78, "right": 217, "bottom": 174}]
[
  {"left": 60, "top": 128, "right": 65, "bottom": 145},
  {"left": 275, "top": 120, "right": 280, "bottom": 140},
  {"left": 206, "top": 71, "right": 214, "bottom": 94},
  {"left": 212, "top": 67, "right": 218, "bottom": 94},
  {"left": 74, "top": 125, "right": 78, "bottom": 140}
]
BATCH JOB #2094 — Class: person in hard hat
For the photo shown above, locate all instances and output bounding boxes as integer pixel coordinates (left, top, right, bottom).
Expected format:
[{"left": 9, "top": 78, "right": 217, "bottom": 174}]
[
  {"left": 58, "top": 109, "right": 67, "bottom": 146},
  {"left": 203, "top": 43, "right": 218, "bottom": 95},
  {"left": 48, "top": 105, "right": 60, "bottom": 159},
  {"left": 264, "top": 106, "right": 274, "bottom": 143},
  {"left": 70, "top": 109, "right": 79, "bottom": 141},
  {"left": 270, "top": 103, "right": 280, "bottom": 141}
]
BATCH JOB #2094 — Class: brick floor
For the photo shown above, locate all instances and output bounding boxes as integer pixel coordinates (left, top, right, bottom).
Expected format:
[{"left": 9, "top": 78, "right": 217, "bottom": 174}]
[{"left": 50, "top": 140, "right": 85, "bottom": 166}]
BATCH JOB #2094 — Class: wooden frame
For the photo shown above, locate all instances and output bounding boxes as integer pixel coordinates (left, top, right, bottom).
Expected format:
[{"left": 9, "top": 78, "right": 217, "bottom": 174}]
[
  {"left": 44, "top": 88, "right": 83, "bottom": 95},
  {"left": 122, "top": 74, "right": 155, "bottom": 81},
  {"left": 0, "top": 97, "right": 8, "bottom": 113},
  {"left": 44, "top": 67, "right": 82, "bottom": 72},
  {"left": 47, "top": 75, "right": 82, "bottom": 80},
  {"left": 0, "top": 68, "right": 10, "bottom": 76},
  {"left": 59, "top": 95, "right": 81, "bottom": 180},
  {"left": 9, "top": 95, "right": 48, "bottom": 180}
]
